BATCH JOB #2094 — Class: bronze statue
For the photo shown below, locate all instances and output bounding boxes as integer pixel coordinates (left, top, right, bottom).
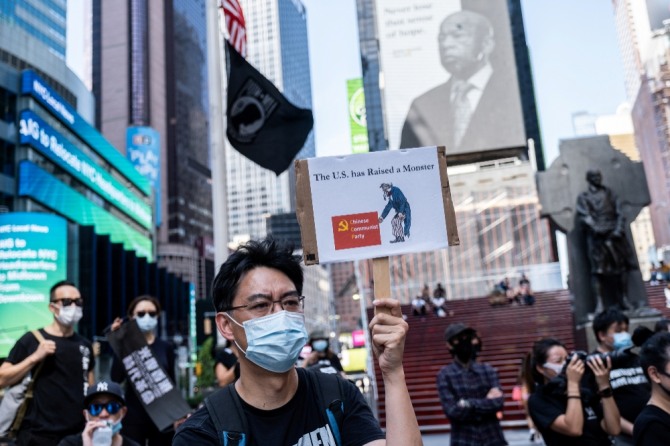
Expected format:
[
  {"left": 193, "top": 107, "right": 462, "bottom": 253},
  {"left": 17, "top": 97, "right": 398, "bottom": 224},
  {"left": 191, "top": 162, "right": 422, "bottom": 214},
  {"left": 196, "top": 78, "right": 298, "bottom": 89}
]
[{"left": 576, "top": 169, "right": 635, "bottom": 312}]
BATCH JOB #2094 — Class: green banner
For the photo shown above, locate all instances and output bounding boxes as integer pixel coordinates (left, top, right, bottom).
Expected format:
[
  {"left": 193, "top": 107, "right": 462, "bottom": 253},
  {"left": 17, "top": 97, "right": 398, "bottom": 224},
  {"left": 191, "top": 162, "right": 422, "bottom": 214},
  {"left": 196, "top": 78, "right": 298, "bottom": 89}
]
[
  {"left": 0, "top": 213, "right": 67, "bottom": 357},
  {"left": 347, "top": 78, "right": 369, "bottom": 153}
]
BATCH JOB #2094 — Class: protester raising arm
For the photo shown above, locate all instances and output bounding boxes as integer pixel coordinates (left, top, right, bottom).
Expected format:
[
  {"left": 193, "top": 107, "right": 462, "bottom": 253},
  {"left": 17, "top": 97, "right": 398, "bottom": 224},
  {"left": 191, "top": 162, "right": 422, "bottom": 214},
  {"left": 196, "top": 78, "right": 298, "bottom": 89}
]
[{"left": 367, "top": 298, "right": 422, "bottom": 446}]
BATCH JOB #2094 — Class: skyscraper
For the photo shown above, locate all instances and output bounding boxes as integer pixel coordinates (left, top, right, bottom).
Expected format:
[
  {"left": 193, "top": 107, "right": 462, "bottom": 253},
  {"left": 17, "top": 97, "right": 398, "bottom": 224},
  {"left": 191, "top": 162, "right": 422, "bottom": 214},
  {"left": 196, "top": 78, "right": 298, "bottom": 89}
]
[
  {"left": 94, "top": 0, "right": 214, "bottom": 296},
  {"left": 0, "top": 1, "right": 67, "bottom": 60},
  {"left": 227, "top": 0, "right": 315, "bottom": 241}
]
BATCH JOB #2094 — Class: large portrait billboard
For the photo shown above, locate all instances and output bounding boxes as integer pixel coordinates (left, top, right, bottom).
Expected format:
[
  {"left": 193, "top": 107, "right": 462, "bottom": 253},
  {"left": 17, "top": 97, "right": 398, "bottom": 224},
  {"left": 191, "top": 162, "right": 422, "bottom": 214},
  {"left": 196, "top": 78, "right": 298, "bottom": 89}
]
[
  {"left": 0, "top": 213, "right": 67, "bottom": 357},
  {"left": 377, "top": 0, "right": 526, "bottom": 160}
]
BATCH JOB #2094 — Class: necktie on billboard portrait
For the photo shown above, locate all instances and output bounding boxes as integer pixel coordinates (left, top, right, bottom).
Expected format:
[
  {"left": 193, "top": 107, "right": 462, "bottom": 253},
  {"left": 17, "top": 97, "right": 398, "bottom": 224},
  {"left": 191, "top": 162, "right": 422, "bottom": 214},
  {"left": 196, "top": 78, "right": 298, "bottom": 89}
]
[
  {"left": 450, "top": 79, "right": 474, "bottom": 148},
  {"left": 225, "top": 41, "right": 314, "bottom": 176},
  {"left": 107, "top": 321, "right": 190, "bottom": 431}
]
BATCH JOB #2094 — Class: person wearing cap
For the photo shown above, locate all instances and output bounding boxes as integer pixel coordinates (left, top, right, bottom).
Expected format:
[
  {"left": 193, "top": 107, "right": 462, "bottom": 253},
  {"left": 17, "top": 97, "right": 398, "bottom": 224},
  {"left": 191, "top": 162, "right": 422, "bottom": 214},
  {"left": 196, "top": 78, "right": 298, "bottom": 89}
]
[
  {"left": 435, "top": 323, "right": 506, "bottom": 446},
  {"left": 58, "top": 380, "right": 140, "bottom": 446},
  {"left": 300, "top": 330, "right": 346, "bottom": 377}
]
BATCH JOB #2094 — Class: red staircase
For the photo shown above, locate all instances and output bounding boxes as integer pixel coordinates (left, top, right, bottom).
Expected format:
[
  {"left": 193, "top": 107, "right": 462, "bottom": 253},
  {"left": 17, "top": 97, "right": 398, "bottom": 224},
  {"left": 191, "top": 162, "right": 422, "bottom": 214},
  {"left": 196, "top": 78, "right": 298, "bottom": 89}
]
[{"left": 368, "top": 284, "right": 670, "bottom": 434}]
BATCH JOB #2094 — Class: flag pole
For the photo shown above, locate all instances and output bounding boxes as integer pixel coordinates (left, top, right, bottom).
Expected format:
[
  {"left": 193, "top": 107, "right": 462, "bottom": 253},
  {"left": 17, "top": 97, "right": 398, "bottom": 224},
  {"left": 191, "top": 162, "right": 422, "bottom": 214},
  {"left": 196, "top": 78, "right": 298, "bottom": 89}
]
[{"left": 207, "top": 0, "right": 229, "bottom": 268}]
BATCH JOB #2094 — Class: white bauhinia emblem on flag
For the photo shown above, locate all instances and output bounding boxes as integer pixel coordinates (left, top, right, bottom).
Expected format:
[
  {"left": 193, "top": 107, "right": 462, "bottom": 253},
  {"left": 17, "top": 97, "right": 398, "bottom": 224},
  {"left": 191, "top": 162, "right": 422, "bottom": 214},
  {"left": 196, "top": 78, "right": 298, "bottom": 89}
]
[{"left": 221, "top": 0, "right": 247, "bottom": 58}]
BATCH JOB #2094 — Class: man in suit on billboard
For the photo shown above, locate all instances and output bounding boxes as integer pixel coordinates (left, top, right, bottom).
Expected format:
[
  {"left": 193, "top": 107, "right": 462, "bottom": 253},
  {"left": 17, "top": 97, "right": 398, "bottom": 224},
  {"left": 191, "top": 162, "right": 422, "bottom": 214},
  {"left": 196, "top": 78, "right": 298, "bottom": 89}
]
[{"left": 400, "top": 10, "right": 523, "bottom": 154}]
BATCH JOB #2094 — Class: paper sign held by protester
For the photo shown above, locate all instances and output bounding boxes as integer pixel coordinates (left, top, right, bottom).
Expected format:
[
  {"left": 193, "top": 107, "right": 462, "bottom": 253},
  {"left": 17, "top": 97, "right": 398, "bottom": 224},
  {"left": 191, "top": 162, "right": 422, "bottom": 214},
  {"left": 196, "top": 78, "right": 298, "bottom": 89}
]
[
  {"left": 295, "top": 146, "right": 459, "bottom": 265},
  {"left": 107, "top": 321, "right": 190, "bottom": 431}
]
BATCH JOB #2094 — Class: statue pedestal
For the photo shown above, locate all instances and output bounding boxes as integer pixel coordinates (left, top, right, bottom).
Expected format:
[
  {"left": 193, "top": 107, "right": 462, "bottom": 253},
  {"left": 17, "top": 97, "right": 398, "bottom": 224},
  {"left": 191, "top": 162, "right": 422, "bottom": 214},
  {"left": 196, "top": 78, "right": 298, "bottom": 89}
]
[{"left": 575, "top": 315, "right": 662, "bottom": 352}]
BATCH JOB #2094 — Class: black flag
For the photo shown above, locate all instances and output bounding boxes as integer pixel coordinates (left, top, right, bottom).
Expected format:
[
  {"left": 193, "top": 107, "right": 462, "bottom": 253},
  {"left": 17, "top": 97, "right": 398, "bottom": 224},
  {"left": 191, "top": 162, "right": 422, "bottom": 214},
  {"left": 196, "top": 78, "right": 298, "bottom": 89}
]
[{"left": 225, "top": 40, "right": 314, "bottom": 175}]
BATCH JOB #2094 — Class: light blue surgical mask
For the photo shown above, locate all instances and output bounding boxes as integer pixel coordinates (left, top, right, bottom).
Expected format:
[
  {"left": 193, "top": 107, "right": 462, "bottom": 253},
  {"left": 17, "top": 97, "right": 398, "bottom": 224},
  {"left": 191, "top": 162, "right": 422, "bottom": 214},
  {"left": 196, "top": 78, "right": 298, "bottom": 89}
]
[
  {"left": 613, "top": 332, "right": 633, "bottom": 350},
  {"left": 136, "top": 314, "right": 158, "bottom": 332},
  {"left": 312, "top": 340, "right": 329, "bottom": 352},
  {"left": 227, "top": 310, "right": 308, "bottom": 373},
  {"left": 110, "top": 419, "right": 122, "bottom": 435},
  {"left": 543, "top": 362, "right": 565, "bottom": 375}
]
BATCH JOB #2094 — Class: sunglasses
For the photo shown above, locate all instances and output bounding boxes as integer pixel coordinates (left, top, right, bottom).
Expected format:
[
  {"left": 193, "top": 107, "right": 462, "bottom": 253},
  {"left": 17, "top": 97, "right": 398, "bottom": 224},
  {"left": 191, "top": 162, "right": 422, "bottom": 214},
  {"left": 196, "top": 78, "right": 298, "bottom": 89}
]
[
  {"left": 88, "top": 402, "right": 122, "bottom": 416},
  {"left": 51, "top": 298, "right": 83, "bottom": 307},
  {"left": 135, "top": 311, "right": 157, "bottom": 318}
]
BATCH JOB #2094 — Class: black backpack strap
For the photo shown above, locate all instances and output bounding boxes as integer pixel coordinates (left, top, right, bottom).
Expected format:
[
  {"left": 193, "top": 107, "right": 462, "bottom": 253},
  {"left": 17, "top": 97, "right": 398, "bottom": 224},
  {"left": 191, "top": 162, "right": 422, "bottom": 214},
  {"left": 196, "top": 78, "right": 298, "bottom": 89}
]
[
  {"left": 302, "top": 368, "right": 345, "bottom": 446},
  {"left": 204, "top": 384, "right": 248, "bottom": 446}
]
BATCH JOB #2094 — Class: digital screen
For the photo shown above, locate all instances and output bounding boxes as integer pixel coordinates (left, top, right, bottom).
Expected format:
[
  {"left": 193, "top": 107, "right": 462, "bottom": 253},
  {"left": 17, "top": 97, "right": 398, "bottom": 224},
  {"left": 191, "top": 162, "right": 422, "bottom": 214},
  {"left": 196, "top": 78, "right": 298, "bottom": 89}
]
[
  {"left": 376, "top": 0, "right": 526, "bottom": 159},
  {"left": 0, "top": 213, "right": 67, "bottom": 357},
  {"left": 18, "top": 161, "right": 153, "bottom": 261},
  {"left": 19, "top": 110, "right": 152, "bottom": 229}
]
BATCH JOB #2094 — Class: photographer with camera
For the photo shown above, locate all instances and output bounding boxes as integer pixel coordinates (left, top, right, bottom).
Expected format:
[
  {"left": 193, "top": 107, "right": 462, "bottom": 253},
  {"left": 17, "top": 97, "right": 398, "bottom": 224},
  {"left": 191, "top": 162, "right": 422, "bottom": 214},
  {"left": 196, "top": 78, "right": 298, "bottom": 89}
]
[
  {"left": 525, "top": 338, "right": 620, "bottom": 445},
  {"left": 591, "top": 309, "right": 649, "bottom": 445}
]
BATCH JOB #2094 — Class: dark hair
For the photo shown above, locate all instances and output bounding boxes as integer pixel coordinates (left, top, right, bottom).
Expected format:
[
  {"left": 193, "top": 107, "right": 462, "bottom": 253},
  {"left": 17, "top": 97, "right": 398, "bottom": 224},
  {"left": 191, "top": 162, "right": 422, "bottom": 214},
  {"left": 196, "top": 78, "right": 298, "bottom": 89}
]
[
  {"left": 526, "top": 338, "right": 565, "bottom": 390},
  {"left": 211, "top": 238, "right": 303, "bottom": 312},
  {"left": 592, "top": 309, "right": 627, "bottom": 343},
  {"left": 640, "top": 332, "right": 670, "bottom": 381},
  {"left": 127, "top": 295, "right": 162, "bottom": 318},
  {"left": 655, "top": 318, "right": 670, "bottom": 333},
  {"left": 49, "top": 280, "right": 77, "bottom": 301}
]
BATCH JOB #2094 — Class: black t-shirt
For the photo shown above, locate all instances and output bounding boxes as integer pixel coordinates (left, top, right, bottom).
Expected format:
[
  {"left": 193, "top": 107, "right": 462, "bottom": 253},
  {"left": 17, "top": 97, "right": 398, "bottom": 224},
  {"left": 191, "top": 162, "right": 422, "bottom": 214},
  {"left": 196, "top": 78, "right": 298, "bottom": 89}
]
[
  {"left": 173, "top": 368, "right": 384, "bottom": 446},
  {"left": 214, "top": 348, "right": 240, "bottom": 380},
  {"left": 528, "top": 384, "right": 610, "bottom": 446},
  {"left": 6, "top": 328, "right": 94, "bottom": 436},
  {"left": 633, "top": 404, "right": 670, "bottom": 445},
  {"left": 57, "top": 433, "right": 141, "bottom": 446},
  {"left": 308, "top": 352, "right": 344, "bottom": 374},
  {"left": 110, "top": 338, "right": 175, "bottom": 430},
  {"left": 607, "top": 351, "right": 650, "bottom": 426}
]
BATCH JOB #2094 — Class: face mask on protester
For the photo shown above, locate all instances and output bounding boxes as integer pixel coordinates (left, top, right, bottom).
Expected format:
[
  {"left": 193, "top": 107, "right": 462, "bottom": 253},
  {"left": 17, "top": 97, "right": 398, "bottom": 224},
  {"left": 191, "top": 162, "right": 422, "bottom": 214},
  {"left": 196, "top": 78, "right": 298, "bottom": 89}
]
[
  {"left": 450, "top": 334, "right": 479, "bottom": 363},
  {"left": 227, "top": 310, "right": 308, "bottom": 373},
  {"left": 136, "top": 314, "right": 158, "bottom": 332},
  {"left": 613, "top": 332, "right": 633, "bottom": 350},
  {"left": 312, "top": 340, "right": 329, "bottom": 352},
  {"left": 56, "top": 304, "right": 83, "bottom": 326},
  {"left": 543, "top": 362, "right": 565, "bottom": 376}
]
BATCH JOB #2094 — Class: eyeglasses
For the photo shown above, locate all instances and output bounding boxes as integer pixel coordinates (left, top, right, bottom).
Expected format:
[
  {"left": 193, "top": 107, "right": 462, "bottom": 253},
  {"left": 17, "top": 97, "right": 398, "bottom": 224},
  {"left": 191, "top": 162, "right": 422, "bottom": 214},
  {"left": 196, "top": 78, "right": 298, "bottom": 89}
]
[
  {"left": 51, "top": 298, "right": 83, "bottom": 307},
  {"left": 223, "top": 295, "right": 305, "bottom": 317},
  {"left": 657, "top": 368, "right": 670, "bottom": 379},
  {"left": 88, "top": 402, "right": 122, "bottom": 416},
  {"left": 135, "top": 311, "right": 157, "bottom": 318}
]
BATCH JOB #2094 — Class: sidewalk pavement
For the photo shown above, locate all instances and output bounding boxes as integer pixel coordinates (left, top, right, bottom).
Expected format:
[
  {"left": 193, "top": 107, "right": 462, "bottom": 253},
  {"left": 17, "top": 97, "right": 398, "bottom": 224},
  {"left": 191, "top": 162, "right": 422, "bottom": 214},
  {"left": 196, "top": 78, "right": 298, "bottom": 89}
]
[{"left": 422, "top": 429, "right": 544, "bottom": 446}]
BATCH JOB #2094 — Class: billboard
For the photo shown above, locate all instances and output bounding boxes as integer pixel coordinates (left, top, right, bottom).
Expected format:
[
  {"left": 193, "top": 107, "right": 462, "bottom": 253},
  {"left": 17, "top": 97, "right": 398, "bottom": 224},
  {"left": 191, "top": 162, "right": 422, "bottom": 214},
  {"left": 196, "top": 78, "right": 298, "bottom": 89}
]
[
  {"left": 20, "top": 70, "right": 151, "bottom": 196},
  {"left": 18, "top": 161, "right": 153, "bottom": 261},
  {"left": 19, "top": 110, "right": 152, "bottom": 230},
  {"left": 376, "top": 0, "right": 525, "bottom": 159},
  {"left": 0, "top": 213, "right": 67, "bottom": 357},
  {"left": 646, "top": 0, "right": 670, "bottom": 31},
  {"left": 347, "top": 78, "right": 369, "bottom": 153},
  {"left": 127, "top": 126, "right": 161, "bottom": 226}
]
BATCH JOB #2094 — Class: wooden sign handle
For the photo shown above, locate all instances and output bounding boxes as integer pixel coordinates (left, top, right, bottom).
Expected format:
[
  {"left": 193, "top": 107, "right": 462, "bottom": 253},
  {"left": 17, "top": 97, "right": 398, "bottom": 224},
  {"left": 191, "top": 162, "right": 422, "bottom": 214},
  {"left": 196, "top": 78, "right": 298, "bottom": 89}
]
[{"left": 372, "top": 257, "right": 392, "bottom": 315}]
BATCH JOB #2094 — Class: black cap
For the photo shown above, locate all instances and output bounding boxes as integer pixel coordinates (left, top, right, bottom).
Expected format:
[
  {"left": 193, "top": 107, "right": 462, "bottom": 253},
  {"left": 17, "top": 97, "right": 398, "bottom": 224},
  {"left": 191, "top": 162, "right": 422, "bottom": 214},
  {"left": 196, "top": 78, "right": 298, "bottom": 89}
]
[
  {"left": 84, "top": 380, "right": 125, "bottom": 407},
  {"left": 444, "top": 323, "right": 475, "bottom": 342}
]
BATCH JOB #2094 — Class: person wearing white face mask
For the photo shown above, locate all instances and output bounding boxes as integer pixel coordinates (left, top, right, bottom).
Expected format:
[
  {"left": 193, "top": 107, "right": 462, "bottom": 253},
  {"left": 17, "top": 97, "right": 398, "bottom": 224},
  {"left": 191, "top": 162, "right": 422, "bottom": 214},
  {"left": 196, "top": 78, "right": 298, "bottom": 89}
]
[
  {"left": 58, "top": 380, "right": 140, "bottom": 446},
  {"left": 110, "top": 295, "right": 176, "bottom": 446},
  {"left": 591, "top": 309, "right": 650, "bottom": 445},
  {"left": 173, "top": 237, "right": 422, "bottom": 446},
  {"left": 0, "top": 280, "right": 95, "bottom": 445},
  {"left": 301, "top": 330, "right": 346, "bottom": 377},
  {"left": 525, "top": 338, "right": 620, "bottom": 446}
]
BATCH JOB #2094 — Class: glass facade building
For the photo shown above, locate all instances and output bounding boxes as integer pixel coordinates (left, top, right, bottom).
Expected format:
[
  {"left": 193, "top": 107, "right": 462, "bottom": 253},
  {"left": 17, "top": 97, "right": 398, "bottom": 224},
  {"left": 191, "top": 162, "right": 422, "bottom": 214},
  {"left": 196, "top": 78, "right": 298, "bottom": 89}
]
[{"left": 0, "top": 0, "right": 67, "bottom": 60}]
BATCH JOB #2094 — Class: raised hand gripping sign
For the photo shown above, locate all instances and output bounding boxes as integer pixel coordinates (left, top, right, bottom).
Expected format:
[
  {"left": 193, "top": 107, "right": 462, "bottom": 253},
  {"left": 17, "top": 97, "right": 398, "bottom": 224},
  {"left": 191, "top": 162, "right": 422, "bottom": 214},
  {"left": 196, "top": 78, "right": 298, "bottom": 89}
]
[{"left": 295, "top": 146, "right": 459, "bottom": 312}]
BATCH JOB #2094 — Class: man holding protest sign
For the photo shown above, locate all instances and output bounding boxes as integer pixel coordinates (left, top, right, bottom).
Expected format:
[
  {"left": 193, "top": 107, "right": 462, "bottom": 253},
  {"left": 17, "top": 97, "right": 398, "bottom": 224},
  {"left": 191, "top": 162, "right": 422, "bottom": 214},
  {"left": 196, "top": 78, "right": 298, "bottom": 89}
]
[{"left": 173, "top": 238, "right": 422, "bottom": 446}]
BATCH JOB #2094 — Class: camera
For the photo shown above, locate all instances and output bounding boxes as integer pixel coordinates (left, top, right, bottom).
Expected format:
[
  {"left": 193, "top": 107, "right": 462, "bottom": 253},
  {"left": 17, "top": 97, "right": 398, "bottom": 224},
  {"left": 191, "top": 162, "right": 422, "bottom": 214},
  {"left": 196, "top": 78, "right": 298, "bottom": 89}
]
[{"left": 565, "top": 349, "right": 627, "bottom": 371}]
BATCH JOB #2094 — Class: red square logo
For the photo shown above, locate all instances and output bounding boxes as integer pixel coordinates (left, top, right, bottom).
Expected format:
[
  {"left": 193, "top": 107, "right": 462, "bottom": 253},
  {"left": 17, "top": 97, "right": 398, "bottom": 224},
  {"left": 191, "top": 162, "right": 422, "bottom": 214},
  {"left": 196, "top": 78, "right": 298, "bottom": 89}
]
[{"left": 331, "top": 212, "right": 382, "bottom": 250}]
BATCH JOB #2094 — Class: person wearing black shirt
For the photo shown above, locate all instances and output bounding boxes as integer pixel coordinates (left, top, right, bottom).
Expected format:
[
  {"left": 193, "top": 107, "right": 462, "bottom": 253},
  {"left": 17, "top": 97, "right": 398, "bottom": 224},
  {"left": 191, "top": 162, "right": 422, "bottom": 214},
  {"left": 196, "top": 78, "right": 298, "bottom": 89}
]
[
  {"left": 591, "top": 309, "right": 649, "bottom": 445},
  {"left": 110, "top": 295, "right": 176, "bottom": 446},
  {"left": 526, "top": 338, "right": 620, "bottom": 446},
  {"left": 0, "top": 280, "right": 95, "bottom": 446},
  {"left": 214, "top": 341, "right": 239, "bottom": 386},
  {"left": 300, "top": 330, "right": 345, "bottom": 377},
  {"left": 633, "top": 332, "right": 670, "bottom": 445}
]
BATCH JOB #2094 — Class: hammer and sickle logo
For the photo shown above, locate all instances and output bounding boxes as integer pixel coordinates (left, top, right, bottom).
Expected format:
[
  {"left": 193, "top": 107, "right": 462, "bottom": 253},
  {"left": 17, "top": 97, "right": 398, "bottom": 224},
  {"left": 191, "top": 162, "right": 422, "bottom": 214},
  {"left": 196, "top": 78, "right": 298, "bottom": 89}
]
[{"left": 337, "top": 220, "right": 349, "bottom": 232}]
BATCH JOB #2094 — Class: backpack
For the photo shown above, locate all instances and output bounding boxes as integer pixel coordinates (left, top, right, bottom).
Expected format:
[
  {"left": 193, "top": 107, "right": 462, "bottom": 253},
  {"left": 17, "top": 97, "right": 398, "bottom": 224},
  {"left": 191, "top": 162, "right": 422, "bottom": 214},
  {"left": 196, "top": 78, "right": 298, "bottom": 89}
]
[
  {"left": 0, "top": 330, "right": 46, "bottom": 440},
  {"left": 204, "top": 368, "right": 345, "bottom": 446}
]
